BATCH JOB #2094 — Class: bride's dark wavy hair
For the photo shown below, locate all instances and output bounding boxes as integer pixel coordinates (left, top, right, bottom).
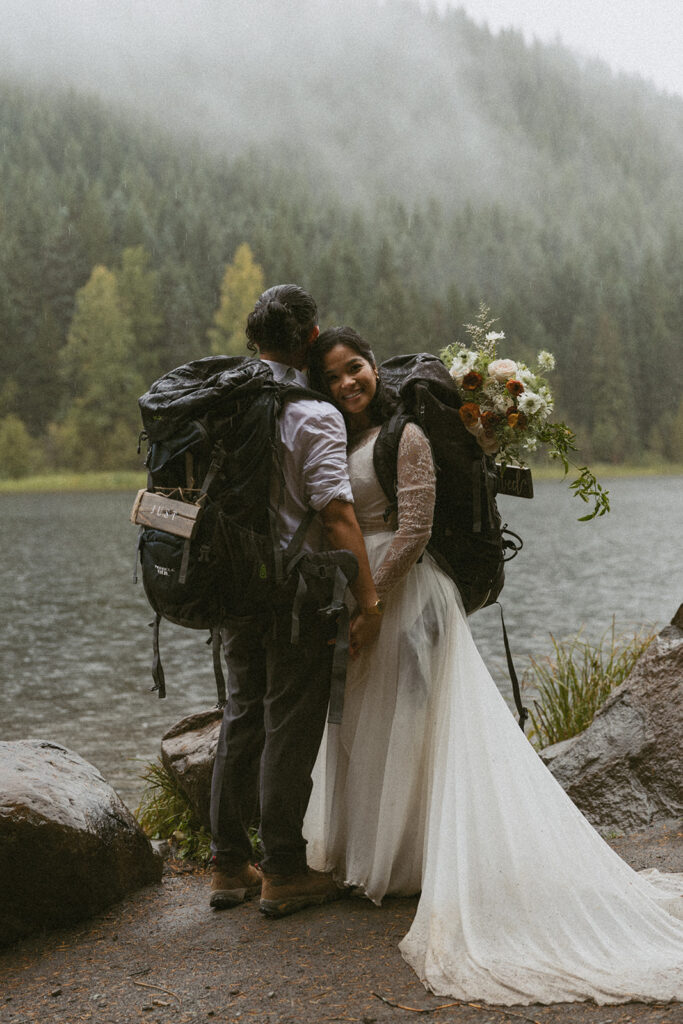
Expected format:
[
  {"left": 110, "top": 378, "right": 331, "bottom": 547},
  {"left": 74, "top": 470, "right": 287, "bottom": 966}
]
[
  {"left": 245, "top": 284, "right": 318, "bottom": 357},
  {"left": 308, "top": 326, "right": 398, "bottom": 428}
]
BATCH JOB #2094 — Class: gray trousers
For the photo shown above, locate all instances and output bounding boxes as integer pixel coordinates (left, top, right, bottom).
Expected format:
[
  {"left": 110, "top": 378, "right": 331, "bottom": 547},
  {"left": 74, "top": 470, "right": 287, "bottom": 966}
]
[{"left": 209, "top": 603, "right": 334, "bottom": 876}]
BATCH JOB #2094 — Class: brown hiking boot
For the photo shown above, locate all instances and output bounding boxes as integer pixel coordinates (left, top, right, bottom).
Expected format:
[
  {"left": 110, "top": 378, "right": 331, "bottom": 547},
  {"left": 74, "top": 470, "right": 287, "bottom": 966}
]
[
  {"left": 260, "top": 868, "right": 344, "bottom": 918},
  {"left": 209, "top": 862, "right": 262, "bottom": 909}
]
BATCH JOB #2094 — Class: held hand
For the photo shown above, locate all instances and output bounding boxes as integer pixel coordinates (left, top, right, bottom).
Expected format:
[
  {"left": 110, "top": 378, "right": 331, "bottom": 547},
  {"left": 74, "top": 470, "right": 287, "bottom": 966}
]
[
  {"left": 465, "top": 420, "right": 499, "bottom": 456},
  {"left": 349, "top": 610, "right": 382, "bottom": 658}
]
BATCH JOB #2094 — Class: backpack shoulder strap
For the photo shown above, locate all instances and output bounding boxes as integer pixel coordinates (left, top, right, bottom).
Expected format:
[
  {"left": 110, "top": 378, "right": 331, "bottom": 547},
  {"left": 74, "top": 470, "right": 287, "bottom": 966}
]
[
  {"left": 372, "top": 410, "right": 413, "bottom": 515},
  {"left": 277, "top": 383, "right": 336, "bottom": 406}
]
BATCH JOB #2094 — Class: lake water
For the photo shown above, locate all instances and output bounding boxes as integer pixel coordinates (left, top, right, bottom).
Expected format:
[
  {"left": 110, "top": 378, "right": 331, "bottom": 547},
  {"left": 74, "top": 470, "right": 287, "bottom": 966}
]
[{"left": 1, "top": 477, "right": 681, "bottom": 811}]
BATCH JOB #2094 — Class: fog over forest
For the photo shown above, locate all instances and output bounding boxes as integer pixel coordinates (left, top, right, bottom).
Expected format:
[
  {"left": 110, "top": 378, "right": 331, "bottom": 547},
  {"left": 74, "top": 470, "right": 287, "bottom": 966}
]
[{"left": 5, "top": 0, "right": 681, "bottom": 211}]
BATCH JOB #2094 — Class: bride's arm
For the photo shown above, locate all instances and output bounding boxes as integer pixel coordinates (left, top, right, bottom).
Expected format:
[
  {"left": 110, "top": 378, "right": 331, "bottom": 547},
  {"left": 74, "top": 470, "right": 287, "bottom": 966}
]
[{"left": 374, "top": 421, "right": 436, "bottom": 598}]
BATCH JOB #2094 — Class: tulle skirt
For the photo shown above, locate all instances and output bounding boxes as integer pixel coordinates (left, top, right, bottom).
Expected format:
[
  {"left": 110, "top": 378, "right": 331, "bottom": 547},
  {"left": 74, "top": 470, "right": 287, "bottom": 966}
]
[{"left": 303, "top": 531, "right": 683, "bottom": 1004}]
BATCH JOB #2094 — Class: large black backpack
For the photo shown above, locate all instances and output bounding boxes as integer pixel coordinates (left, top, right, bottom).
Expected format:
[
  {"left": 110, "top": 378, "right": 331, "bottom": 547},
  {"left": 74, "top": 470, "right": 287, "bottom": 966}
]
[
  {"left": 132, "top": 355, "right": 357, "bottom": 713},
  {"left": 373, "top": 353, "right": 529, "bottom": 727},
  {"left": 373, "top": 352, "right": 524, "bottom": 613}
]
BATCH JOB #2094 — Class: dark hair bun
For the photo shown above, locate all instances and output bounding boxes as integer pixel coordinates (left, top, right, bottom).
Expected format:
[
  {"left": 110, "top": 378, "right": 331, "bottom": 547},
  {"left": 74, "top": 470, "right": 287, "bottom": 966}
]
[{"left": 245, "top": 284, "right": 318, "bottom": 356}]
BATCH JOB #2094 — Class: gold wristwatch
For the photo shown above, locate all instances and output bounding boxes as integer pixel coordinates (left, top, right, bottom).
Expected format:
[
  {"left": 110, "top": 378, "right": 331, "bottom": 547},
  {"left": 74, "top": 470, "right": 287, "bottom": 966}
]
[{"left": 364, "top": 599, "right": 384, "bottom": 616}]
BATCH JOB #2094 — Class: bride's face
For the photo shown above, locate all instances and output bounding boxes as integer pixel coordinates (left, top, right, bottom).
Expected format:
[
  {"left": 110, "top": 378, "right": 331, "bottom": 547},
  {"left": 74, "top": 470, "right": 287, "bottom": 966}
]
[{"left": 322, "top": 343, "right": 378, "bottom": 427}]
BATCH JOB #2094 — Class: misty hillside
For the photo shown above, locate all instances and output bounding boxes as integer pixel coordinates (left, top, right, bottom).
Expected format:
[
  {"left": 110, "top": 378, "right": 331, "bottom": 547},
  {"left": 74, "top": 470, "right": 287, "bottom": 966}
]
[
  {"left": 4, "top": 1, "right": 683, "bottom": 243},
  {"left": 1, "top": 0, "right": 682, "bottom": 471}
]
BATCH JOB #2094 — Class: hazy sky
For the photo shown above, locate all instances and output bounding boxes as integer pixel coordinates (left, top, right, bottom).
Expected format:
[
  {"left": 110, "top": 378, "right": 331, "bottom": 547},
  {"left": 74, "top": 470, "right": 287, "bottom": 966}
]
[{"left": 435, "top": 1, "right": 683, "bottom": 98}]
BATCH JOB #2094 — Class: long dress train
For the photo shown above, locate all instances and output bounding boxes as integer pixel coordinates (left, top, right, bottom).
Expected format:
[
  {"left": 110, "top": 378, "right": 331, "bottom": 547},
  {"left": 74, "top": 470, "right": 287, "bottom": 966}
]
[{"left": 303, "top": 425, "right": 683, "bottom": 1005}]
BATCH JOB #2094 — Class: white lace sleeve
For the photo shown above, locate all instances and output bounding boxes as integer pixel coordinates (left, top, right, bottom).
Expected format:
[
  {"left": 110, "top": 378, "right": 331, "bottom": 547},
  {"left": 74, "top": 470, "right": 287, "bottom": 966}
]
[{"left": 374, "top": 422, "right": 436, "bottom": 598}]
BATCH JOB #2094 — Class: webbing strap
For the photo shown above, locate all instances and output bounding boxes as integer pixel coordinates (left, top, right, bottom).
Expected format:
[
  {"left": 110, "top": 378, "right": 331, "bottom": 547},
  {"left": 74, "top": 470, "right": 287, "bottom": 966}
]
[
  {"left": 199, "top": 442, "right": 225, "bottom": 497},
  {"left": 150, "top": 614, "right": 166, "bottom": 699},
  {"left": 326, "top": 567, "right": 353, "bottom": 725},
  {"left": 496, "top": 602, "right": 528, "bottom": 730},
  {"left": 289, "top": 571, "right": 308, "bottom": 645},
  {"left": 472, "top": 460, "right": 482, "bottom": 533},
  {"left": 179, "top": 538, "right": 191, "bottom": 585},
  {"left": 210, "top": 629, "right": 227, "bottom": 707},
  {"left": 285, "top": 556, "right": 354, "bottom": 725},
  {"left": 133, "top": 527, "right": 143, "bottom": 584},
  {"left": 284, "top": 508, "right": 317, "bottom": 566}
]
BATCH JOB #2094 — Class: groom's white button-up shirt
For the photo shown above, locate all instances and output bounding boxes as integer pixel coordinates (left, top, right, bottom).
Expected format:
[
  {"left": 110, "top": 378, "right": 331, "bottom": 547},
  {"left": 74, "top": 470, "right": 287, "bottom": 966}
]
[{"left": 263, "top": 360, "right": 353, "bottom": 551}]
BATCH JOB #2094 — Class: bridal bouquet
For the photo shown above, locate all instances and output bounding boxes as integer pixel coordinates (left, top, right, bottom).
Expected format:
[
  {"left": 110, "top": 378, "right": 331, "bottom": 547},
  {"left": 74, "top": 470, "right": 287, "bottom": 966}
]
[{"left": 440, "top": 306, "right": 609, "bottom": 520}]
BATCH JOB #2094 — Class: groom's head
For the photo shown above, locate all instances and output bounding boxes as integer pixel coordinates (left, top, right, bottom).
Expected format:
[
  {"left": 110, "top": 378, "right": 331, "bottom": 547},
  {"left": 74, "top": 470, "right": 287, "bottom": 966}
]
[{"left": 246, "top": 284, "right": 319, "bottom": 368}]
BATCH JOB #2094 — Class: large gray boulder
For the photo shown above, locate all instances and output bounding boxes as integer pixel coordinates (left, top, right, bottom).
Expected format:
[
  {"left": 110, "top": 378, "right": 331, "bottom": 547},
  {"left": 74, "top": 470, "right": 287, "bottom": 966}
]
[
  {"left": 541, "top": 606, "right": 683, "bottom": 832},
  {"left": 160, "top": 707, "right": 223, "bottom": 830},
  {"left": 0, "top": 740, "right": 162, "bottom": 946}
]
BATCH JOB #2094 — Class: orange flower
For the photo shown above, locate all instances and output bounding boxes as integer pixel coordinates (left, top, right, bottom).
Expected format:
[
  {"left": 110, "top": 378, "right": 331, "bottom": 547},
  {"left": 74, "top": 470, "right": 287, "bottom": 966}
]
[
  {"left": 506, "top": 408, "right": 528, "bottom": 430},
  {"left": 505, "top": 379, "right": 524, "bottom": 397},
  {"left": 462, "top": 371, "right": 483, "bottom": 391},
  {"left": 480, "top": 410, "right": 502, "bottom": 429},
  {"left": 459, "top": 402, "right": 481, "bottom": 428}
]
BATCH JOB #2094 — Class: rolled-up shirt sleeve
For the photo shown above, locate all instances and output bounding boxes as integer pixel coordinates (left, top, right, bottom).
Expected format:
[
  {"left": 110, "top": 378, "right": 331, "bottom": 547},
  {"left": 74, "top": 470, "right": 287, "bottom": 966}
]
[{"left": 298, "top": 404, "right": 353, "bottom": 510}]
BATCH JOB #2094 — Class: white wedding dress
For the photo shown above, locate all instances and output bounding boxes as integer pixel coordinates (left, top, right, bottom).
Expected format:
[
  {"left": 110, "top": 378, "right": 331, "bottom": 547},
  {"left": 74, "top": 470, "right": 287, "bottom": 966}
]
[{"left": 303, "top": 423, "right": 683, "bottom": 1006}]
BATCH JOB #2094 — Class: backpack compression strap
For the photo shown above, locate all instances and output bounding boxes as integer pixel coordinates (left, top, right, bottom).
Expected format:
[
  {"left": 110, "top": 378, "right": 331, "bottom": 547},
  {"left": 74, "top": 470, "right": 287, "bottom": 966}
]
[
  {"left": 496, "top": 602, "right": 528, "bottom": 730},
  {"left": 286, "top": 549, "right": 358, "bottom": 726},
  {"left": 178, "top": 441, "right": 226, "bottom": 585}
]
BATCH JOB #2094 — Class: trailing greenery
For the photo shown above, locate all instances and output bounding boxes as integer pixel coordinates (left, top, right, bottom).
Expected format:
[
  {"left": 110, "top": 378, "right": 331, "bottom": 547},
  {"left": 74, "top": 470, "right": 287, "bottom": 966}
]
[
  {"left": 526, "top": 620, "right": 656, "bottom": 748},
  {"left": 136, "top": 758, "right": 212, "bottom": 863},
  {"left": 1, "top": 2, "right": 682, "bottom": 475}
]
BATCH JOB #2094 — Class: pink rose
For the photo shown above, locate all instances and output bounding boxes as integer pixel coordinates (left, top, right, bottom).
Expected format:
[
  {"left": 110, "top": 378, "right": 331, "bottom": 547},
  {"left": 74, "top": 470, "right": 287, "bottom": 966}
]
[{"left": 487, "top": 358, "right": 518, "bottom": 382}]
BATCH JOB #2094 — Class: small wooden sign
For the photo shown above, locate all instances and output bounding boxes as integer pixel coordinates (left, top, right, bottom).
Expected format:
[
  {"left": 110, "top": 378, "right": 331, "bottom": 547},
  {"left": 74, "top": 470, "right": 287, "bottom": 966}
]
[
  {"left": 495, "top": 464, "right": 534, "bottom": 499},
  {"left": 130, "top": 489, "right": 203, "bottom": 539}
]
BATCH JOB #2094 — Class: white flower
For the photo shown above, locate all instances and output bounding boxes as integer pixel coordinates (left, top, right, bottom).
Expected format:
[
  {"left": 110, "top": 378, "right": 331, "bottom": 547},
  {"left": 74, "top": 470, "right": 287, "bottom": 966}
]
[
  {"left": 448, "top": 349, "right": 478, "bottom": 384},
  {"left": 537, "top": 350, "right": 556, "bottom": 372},
  {"left": 518, "top": 392, "right": 546, "bottom": 415},
  {"left": 516, "top": 367, "right": 535, "bottom": 385},
  {"left": 485, "top": 330, "right": 506, "bottom": 343},
  {"left": 487, "top": 358, "right": 518, "bottom": 382},
  {"left": 524, "top": 436, "right": 539, "bottom": 452},
  {"left": 492, "top": 391, "right": 513, "bottom": 414}
]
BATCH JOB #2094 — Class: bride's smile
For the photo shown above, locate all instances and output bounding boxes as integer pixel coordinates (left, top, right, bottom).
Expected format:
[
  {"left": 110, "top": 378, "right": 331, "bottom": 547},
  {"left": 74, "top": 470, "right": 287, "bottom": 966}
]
[{"left": 322, "top": 343, "right": 378, "bottom": 428}]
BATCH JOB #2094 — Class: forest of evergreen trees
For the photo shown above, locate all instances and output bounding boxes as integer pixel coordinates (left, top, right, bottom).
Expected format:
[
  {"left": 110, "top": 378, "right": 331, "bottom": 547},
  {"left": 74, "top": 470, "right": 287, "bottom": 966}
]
[{"left": 1, "top": 1, "right": 682, "bottom": 475}]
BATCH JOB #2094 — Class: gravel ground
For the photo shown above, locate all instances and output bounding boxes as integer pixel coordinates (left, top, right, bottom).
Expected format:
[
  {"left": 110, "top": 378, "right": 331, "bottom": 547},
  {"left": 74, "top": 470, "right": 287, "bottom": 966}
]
[{"left": 1, "top": 821, "right": 681, "bottom": 1024}]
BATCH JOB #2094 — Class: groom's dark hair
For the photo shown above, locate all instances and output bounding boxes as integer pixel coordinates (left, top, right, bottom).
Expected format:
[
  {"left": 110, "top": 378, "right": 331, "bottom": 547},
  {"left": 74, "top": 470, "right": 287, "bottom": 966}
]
[{"left": 246, "top": 284, "right": 318, "bottom": 357}]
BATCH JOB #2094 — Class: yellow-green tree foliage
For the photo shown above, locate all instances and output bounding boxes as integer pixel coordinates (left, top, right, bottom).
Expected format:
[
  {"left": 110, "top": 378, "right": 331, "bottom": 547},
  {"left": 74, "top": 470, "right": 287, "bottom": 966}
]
[
  {"left": 53, "top": 265, "right": 145, "bottom": 471},
  {"left": 116, "top": 246, "right": 163, "bottom": 382},
  {"left": 0, "top": 414, "right": 43, "bottom": 478},
  {"left": 208, "top": 243, "right": 264, "bottom": 356}
]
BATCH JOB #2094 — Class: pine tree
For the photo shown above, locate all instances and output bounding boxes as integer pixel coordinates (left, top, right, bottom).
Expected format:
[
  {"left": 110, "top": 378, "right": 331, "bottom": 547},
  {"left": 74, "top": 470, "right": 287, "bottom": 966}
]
[
  {"left": 55, "top": 266, "right": 144, "bottom": 470},
  {"left": 207, "top": 243, "right": 265, "bottom": 356},
  {"left": 116, "top": 246, "right": 164, "bottom": 381},
  {"left": 588, "top": 312, "right": 638, "bottom": 463}
]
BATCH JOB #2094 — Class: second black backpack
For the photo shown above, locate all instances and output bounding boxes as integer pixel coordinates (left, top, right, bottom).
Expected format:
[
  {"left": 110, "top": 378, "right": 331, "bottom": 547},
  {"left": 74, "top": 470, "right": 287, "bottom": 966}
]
[{"left": 373, "top": 352, "right": 523, "bottom": 615}]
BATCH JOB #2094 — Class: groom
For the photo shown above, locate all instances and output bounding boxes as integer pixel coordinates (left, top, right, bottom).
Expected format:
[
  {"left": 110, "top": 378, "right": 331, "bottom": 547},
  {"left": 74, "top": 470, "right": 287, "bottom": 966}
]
[{"left": 209, "top": 284, "right": 382, "bottom": 918}]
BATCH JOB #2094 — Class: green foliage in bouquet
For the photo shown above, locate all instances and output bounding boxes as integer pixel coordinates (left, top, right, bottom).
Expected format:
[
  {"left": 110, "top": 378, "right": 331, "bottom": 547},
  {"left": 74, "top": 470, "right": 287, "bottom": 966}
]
[{"left": 441, "top": 305, "right": 610, "bottom": 520}]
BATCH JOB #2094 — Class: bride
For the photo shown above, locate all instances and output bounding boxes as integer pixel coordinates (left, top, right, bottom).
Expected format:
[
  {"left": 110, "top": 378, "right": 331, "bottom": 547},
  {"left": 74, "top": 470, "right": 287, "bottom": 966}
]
[{"left": 302, "top": 326, "right": 683, "bottom": 1006}]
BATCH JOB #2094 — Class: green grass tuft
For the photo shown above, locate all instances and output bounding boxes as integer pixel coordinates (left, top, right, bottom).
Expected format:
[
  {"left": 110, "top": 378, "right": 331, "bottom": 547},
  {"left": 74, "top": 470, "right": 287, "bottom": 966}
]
[
  {"left": 135, "top": 758, "right": 212, "bottom": 863},
  {"left": 526, "top": 619, "right": 655, "bottom": 749}
]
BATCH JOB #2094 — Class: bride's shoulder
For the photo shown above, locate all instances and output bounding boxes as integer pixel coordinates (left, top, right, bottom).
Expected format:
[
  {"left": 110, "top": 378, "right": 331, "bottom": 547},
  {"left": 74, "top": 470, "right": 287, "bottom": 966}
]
[{"left": 348, "top": 425, "right": 381, "bottom": 453}]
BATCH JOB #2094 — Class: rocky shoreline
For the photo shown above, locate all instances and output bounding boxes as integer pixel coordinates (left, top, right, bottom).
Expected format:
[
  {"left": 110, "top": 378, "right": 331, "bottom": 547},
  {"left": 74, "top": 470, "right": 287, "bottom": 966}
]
[
  {"left": 1, "top": 820, "right": 681, "bottom": 1024},
  {"left": 1, "top": 607, "right": 681, "bottom": 1021}
]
